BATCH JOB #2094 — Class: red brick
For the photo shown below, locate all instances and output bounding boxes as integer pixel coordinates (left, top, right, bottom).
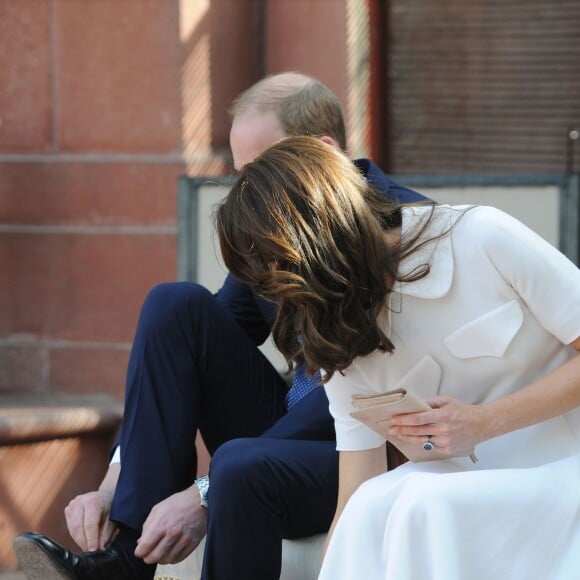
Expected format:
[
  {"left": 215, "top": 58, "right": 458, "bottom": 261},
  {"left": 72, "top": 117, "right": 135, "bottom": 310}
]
[
  {"left": 205, "top": 0, "right": 263, "bottom": 147},
  {"left": 54, "top": 0, "right": 182, "bottom": 153},
  {"left": 0, "top": 232, "right": 176, "bottom": 342},
  {"left": 49, "top": 347, "right": 130, "bottom": 399},
  {"left": 0, "top": 345, "right": 46, "bottom": 392},
  {"left": 0, "top": 161, "right": 182, "bottom": 226},
  {"left": 0, "top": 1, "right": 52, "bottom": 152},
  {"left": 265, "top": 0, "right": 349, "bottom": 107}
]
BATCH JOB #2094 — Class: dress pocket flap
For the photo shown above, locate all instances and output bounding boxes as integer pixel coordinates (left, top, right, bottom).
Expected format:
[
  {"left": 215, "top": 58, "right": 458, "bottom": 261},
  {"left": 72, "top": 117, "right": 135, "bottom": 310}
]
[
  {"left": 444, "top": 300, "right": 523, "bottom": 359},
  {"left": 393, "top": 355, "right": 442, "bottom": 399}
]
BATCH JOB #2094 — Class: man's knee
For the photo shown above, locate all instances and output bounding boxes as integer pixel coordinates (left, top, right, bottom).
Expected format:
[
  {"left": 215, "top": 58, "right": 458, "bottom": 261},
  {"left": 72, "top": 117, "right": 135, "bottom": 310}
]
[
  {"left": 209, "top": 439, "right": 274, "bottom": 506},
  {"left": 210, "top": 438, "right": 270, "bottom": 481},
  {"left": 144, "top": 282, "right": 213, "bottom": 312},
  {"left": 139, "top": 282, "right": 214, "bottom": 331}
]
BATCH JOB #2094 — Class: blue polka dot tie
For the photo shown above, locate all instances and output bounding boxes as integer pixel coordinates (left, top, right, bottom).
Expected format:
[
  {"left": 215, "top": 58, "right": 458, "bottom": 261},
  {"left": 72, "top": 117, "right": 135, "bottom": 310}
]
[{"left": 286, "top": 362, "right": 320, "bottom": 409}]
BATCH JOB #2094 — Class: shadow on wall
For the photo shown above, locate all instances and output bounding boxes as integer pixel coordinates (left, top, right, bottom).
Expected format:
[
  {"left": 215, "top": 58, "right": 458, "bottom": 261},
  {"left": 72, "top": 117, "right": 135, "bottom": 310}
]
[{"left": 180, "top": 0, "right": 264, "bottom": 175}]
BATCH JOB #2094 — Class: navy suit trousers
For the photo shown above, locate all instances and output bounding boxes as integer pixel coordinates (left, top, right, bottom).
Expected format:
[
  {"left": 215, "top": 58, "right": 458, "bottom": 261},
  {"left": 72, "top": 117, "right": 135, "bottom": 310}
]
[{"left": 109, "top": 282, "right": 338, "bottom": 580}]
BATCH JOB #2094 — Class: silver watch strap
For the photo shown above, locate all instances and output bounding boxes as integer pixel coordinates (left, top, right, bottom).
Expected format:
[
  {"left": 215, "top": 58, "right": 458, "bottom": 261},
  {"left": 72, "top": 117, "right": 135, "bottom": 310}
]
[{"left": 194, "top": 475, "right": 209, "bottom": 508}]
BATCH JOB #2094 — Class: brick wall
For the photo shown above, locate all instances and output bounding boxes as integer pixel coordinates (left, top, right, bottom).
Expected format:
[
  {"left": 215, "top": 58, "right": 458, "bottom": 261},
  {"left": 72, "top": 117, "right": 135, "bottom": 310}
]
[
  {"left": 0, "top": 0, "right": 370, "bottom": 400},
  {"left": 0, "top": 0, "right": 368, "bottom": 568},
  {"left": 0, "top": 0, "right": 185, "bottom": 398}
]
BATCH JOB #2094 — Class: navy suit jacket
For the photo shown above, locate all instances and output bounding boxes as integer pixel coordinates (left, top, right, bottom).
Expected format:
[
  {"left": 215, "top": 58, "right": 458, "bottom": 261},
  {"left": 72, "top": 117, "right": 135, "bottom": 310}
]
[{"left": 216, "top": 159, "right": 428, "bottom": 340}]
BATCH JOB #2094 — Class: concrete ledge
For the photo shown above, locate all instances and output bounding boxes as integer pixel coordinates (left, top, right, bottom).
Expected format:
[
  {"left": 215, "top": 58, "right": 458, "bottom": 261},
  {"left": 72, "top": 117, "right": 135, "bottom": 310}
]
[
  {"left": 0, "top": 393, "right": 123, "bottom": 445},
  {"left": 155, "top": 534, "right": 326, "bottom": 580}
]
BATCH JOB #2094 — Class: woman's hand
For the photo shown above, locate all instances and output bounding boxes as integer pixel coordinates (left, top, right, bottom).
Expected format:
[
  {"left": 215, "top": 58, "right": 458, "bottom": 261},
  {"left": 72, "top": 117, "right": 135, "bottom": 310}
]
[
  {"left": 389, "top": 343, "right": 580, "bottom": 457},
  {"left": 387, "top": 396, "right": 492, "bottom": 457}
]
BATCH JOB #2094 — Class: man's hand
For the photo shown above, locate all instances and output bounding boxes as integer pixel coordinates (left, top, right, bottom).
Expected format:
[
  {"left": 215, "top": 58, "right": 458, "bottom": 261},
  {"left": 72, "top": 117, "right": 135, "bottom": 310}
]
[
  {"left": 65, "top": 489, "right": 117, "bottom": 552},
  {"left": 65, "top": 462, "right": 120, "bottom": 551},
  {"left": 135, "top": 486, "right": 207, "bottom": 565}
]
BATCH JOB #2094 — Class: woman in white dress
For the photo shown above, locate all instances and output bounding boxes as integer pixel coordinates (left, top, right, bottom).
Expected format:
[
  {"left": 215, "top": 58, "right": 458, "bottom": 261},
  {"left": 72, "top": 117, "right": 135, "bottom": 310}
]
[{"left": 216, "top": 136, "right": 580, "bottom": 580}]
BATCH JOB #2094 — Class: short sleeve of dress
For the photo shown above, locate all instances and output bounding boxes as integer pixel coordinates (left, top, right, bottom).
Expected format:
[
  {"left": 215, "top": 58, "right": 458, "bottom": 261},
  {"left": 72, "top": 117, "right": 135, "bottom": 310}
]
[
  {"left": 470, "top": 207, "right": 580, "bottom": 345},
  {"left": 324, "top": 362, "right": 386, "bottom": 452}
]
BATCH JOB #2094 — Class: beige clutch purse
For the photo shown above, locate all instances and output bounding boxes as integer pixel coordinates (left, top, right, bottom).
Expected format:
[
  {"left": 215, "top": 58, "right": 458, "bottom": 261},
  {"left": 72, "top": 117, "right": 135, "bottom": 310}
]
[{"left": 350, "top": 388, "right": 477, "bottom": 463}]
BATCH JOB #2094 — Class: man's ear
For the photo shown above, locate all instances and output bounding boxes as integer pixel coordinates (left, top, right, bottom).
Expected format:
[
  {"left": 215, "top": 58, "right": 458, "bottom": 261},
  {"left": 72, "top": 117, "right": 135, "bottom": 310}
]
[{"left": 317, "top": 134, "right": 341, "bottom": 149}]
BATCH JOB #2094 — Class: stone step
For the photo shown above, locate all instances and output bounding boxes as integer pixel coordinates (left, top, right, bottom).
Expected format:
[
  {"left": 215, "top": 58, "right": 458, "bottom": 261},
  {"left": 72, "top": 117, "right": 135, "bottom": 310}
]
[
  {"left": 0, "top": 572, "right": 26, "bottom": 579},
  {"left": 0, "top": 393, "right": 123, "bottom": 444},
  {"left": 0, "top": 393, "right": 123, "bottom": 571}
]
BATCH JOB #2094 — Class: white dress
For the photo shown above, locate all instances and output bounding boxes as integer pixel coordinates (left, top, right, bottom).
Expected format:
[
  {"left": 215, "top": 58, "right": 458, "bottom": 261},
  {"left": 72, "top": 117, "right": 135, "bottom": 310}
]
[{"left": 320, "top": 205, "right": 580, "bottom": 580}]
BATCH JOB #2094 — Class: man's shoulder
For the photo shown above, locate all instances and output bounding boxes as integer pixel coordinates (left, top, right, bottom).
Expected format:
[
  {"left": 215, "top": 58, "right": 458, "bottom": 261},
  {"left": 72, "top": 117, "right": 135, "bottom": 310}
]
[{"left": 353, "top": 158, "right": 429, "bottom": 203}]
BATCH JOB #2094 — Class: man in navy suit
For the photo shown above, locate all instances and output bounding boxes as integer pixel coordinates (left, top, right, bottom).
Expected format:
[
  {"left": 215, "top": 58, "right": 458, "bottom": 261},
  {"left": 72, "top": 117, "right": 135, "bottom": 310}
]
[{"left": 15, "top": 72, "right": 428, "bottom": 580}]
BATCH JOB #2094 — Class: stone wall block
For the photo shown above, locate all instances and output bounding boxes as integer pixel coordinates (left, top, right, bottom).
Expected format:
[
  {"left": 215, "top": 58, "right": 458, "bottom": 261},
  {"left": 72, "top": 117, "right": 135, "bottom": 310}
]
[
  {"left": 0, "top": 0, "right": 53, "bottom": 152},
  {"left": 54, "top": 0, "right": 182, "bottom": 153},
  {"left": 0, "top": 232, "right": 176, "bottom": 342}
]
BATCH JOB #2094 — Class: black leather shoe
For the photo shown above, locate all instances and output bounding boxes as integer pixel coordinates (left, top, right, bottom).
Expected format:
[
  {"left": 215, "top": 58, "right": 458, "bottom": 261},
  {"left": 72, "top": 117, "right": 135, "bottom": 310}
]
[{"left": 13, "top": 532, "right": 139, "bottom": 580}]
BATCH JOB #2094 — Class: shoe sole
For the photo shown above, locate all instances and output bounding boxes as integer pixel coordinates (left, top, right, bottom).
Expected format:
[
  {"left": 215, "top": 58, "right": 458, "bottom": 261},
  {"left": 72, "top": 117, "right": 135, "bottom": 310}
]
[{"left": 13, "top": 535, "right": 75, "bottom": 580}]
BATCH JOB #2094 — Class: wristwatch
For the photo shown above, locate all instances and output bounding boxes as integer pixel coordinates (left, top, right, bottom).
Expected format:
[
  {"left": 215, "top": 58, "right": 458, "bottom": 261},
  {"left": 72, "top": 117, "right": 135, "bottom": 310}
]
[{"left": 194, "top": 475, "right": 210, "bottom": 508}]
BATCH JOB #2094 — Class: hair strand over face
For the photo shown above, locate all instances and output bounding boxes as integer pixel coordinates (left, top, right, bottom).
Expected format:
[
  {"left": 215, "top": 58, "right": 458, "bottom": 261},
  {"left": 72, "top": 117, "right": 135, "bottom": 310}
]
[
  {"left": 216, "top": 137, "right": 454, "bottom": 382},
  {"left": 216, "top": 136, "right": 406, "bottom": 382}
]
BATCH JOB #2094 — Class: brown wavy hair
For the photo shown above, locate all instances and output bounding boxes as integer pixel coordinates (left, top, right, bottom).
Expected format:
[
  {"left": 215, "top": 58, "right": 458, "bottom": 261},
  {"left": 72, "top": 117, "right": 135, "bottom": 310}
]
[{"left": 216, "top": 136, "right": 435, "bottom": 382}]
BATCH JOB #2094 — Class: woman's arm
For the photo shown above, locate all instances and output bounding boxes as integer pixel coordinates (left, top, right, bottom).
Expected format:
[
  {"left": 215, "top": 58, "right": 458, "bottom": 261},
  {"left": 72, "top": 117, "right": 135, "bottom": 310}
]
[
  {"left": 322, "top": 445, "right": 387, "bottom": 561},
  {"left": 481, "top": 337, "right": 580, "bottom": 440},
  {"left": 388, "top": 339, "right": 580, "bottom": 455}
]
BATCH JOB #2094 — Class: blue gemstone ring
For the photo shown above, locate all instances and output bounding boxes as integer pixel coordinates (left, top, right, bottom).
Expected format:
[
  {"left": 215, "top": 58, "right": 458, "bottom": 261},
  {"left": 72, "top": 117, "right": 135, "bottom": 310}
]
[{"left": 423, "top": 437, "right": 434, "bottom": 451}]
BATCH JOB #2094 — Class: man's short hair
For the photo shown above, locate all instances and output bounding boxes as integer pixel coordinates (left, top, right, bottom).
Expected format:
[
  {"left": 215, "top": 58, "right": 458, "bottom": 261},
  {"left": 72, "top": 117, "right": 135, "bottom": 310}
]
[{"left": 230, "top": 72, "right": 347, "bottom": 151}]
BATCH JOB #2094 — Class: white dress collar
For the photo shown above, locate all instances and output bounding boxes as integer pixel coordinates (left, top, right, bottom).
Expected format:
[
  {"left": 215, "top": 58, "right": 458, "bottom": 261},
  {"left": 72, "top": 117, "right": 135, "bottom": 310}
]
[{"left": 392, "top": 205, "right": 465, "bottom": 299}]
